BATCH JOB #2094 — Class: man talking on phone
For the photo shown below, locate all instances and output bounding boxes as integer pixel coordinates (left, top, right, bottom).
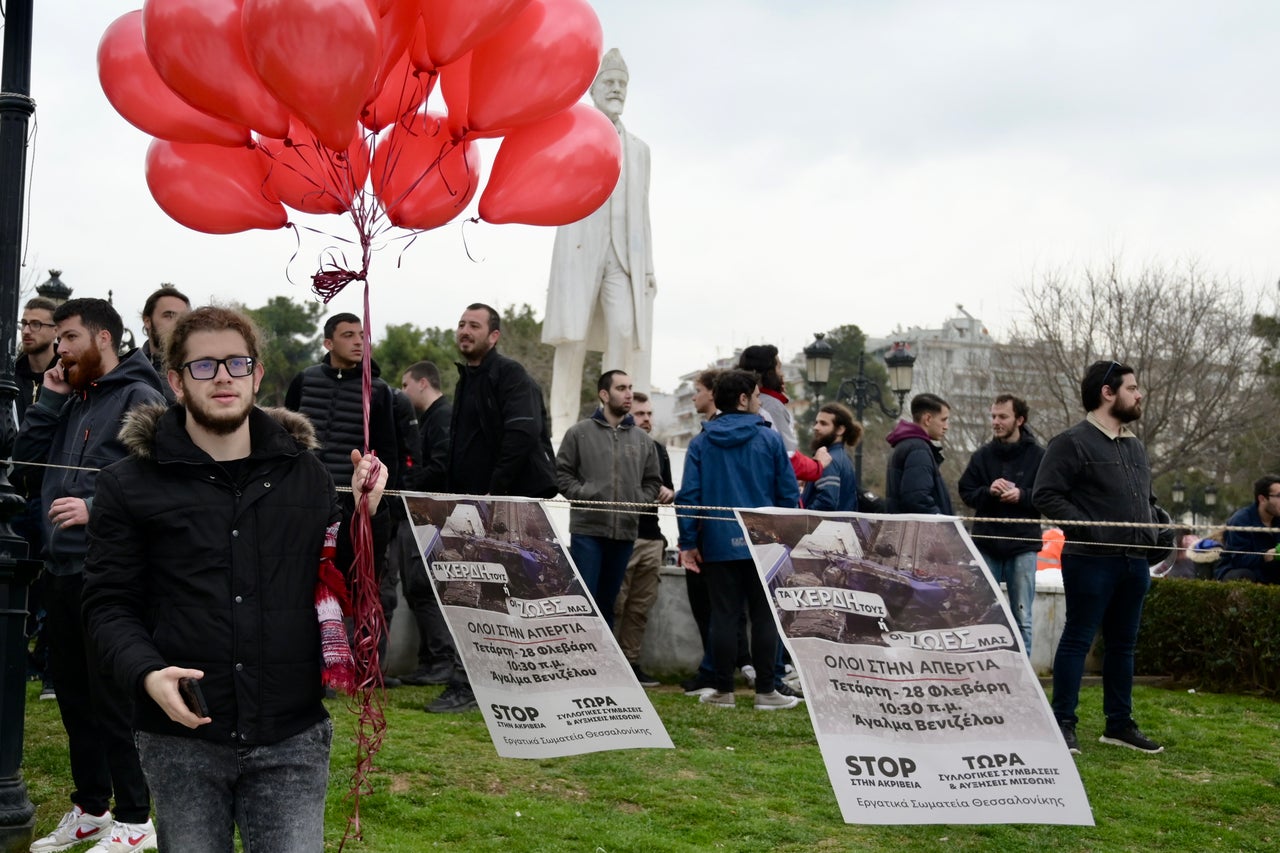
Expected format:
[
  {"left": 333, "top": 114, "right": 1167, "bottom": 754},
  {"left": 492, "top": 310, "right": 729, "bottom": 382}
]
[
  {"left": 81, "top": 307, "right": 388, "bottom": 851},
  {"left": 16, "top": 298, "right": 166, "bottom": 853}
]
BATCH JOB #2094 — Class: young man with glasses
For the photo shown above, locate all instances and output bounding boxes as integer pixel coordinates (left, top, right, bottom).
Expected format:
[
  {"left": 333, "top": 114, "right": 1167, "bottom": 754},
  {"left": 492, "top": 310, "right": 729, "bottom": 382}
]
[
  {"left": 1033, "top": 360, "right": 1165, "bottom": 756},
  {"left": 82, "top": 306, "right": 387, "bottom": 851},
  {"left": 1213, "top": 475, "right": 1280, "bottom": 583},
  {"left": 16, "top": 296, "right": 58, "bottom": 420},
  {"left": 15, "top": 298, "right": 167, "bottom": 852}
]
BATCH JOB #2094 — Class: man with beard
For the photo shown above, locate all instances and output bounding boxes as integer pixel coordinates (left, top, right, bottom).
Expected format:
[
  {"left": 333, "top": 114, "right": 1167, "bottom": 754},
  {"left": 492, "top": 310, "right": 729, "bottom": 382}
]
[
  {"left": 139, "top": 285, "right": 191, "bottom": 402},
  {"left": 1034, "top": 361, "right": 1164, "bottom": 755},
  {"left": 82, "top": 306, "right": 387, "bottom": 851},
  {"left": 959, "top": 394, "right": 1045, "bottom": 657},
  {"left": 613, "top": 391, "right": 674, "bottom": 687},
  {"left": 430, "top": 303, "right": 557, "bottom": 713},
  {"left": 16, "top": 296, "right": 58, "bottom": 420},
  {"left": 556, "top": 370, "right": 661, "bottom": 629},
  {"left": 16, "top": 298, "right": 166, "bottom": 853},
  {"left": 804, "top": 403, "right": 862, "bottom": 512}
]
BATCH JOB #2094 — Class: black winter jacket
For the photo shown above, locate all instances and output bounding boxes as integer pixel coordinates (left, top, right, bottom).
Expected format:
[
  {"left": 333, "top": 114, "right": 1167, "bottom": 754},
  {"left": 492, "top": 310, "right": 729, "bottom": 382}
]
[
  {"left": 449, "top": 348, "right": 556, "bottom": 498},
  {"left": 14, "top": 348, "right": 167, "bottom": 568},
  {"left": 1032, "top": 417, "right": 1158, "bottom": 557},
  {"left": 403, "top": 397, "right": 451, "bottom": 492},
  {"left": 82, "top": 404, "right": 341, "bottom": 745},
  {"left": 885, "top": 420, "right": 953, "bottom": 515},
  {"left": 958, "top": 425, "right": 1046, "bottom": 557}
]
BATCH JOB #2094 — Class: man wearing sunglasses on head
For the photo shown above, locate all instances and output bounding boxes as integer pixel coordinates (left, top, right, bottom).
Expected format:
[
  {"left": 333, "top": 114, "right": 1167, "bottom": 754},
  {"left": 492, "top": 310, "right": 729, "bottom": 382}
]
[{"left": 1034, "top": 360, "right": 1164, "bottom": 757}]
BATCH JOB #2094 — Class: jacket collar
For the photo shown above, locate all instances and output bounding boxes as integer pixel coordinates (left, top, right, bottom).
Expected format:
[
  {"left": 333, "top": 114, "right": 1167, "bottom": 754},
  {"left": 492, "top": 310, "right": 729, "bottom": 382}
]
[{"left": 120, "top": 403, "right": 319, "bottom": 464}]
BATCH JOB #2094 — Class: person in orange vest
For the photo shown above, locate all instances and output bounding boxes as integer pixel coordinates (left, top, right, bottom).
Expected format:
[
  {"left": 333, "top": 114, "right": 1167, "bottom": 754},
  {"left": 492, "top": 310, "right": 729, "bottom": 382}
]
[{"left": 1037, "top": 527, "right": 1065, "bottom": 572}]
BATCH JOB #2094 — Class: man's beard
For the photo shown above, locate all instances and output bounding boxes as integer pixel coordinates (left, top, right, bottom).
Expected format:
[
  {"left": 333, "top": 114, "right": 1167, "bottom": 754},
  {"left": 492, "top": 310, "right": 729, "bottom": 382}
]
[
  {"left": 761, "top": 369, "right": 784, "bottom": 393},
  {"left": 1113, "top": 398, "right": 1142, "bottom": 423},
  {"left": 183, "top": 383, "right": 255, "bottom": 436},
  {"left": 63, "top": 346, "right": 104, "bottom": 391},
  {"left": 607, "top": 400, "right": 630, "bottom": 419},
  {"left": 147, "top": 327, "right": 163, "bottom": 351},
  {"left": 21, "top": 340, "right": 50, "bottom": 357},
  {"left": 810, "top": 433, "right": 834, "bottom": 453}
]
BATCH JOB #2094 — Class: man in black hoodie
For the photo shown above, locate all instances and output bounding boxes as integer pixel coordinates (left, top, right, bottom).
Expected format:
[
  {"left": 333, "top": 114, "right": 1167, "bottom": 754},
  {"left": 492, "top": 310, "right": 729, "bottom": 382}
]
[
  {"left": 958, "top": 394, "right": 1045, "bottom": 657},
  {"left": 885, "top": 393, "right": 953, "bottom": 515},
  {"left": 16, "top": 298, "right": 166, "bottom": 852}
]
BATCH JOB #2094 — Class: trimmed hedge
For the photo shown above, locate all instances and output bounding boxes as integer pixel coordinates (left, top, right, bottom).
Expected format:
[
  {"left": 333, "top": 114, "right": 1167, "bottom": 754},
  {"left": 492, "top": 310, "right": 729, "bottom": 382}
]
[{"left": 1136, "top": 577, "right": 1280, "bottom": 696}]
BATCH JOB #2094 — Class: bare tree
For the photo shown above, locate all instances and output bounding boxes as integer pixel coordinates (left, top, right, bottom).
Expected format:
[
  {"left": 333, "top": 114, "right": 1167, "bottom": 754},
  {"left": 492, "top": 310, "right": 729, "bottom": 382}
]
[{"left": 1008, "top": 258, "right": 1272, "bottom": 480}]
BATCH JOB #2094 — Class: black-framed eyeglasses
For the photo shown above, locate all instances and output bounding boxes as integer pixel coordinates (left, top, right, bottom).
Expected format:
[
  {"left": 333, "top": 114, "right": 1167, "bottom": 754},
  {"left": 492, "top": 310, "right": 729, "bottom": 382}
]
[
  {"left": 181, "top": 356, "right": 256, "bottom": 380},
  {"left": 19, "top": 319, "right": 53, "bottom": 331},
  {"left": 1267, "top": 492, "right": 1280, "bottom": 500},
  {"left": 1100, "top": 360, "right": 1123, "bottom": 387}
]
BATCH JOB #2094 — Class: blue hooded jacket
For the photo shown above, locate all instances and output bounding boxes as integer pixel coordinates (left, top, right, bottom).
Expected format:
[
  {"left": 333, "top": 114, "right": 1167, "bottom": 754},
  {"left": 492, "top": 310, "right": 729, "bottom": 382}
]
[{"left": 676, "top": 413, "right": 799, "bottom": 562}]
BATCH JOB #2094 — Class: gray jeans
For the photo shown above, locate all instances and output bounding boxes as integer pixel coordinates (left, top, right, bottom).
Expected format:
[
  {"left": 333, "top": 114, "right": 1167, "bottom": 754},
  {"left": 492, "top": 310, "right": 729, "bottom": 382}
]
[{"left": 136, "top": 718, "right": 332, "bottom": 852}]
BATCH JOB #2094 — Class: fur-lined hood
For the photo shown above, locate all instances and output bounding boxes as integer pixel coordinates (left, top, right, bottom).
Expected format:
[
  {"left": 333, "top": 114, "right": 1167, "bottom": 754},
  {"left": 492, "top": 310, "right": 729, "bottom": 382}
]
[{"left": 119, "top": 403, "right": 319, "bottom": 461}]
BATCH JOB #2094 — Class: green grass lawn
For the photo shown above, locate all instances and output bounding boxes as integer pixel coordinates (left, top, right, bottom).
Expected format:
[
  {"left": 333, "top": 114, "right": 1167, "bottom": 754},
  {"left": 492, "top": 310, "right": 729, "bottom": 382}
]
[{"left": 20, "top": 681, "right": 1279, "bottom": 852}]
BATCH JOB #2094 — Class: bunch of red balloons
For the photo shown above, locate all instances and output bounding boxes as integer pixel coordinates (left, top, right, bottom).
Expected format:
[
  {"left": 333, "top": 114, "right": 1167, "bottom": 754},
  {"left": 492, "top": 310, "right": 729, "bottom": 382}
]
[{"left": 98, "top": 0, "right": 623, "bottom": 235}]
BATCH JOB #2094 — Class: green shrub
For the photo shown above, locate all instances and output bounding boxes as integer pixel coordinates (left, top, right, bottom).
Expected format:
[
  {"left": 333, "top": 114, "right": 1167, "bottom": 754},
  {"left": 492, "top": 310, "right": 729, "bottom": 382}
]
[{"left": 1136, "top": 577, "right": 1280, "bottom": 696}]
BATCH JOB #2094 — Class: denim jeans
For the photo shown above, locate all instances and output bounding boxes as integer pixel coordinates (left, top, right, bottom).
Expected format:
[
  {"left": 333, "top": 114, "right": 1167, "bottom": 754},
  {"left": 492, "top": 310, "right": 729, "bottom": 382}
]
[
  {"left": 136, "top": 718, "right": 332, "bottom": 853},
  {"left": 570, "top": 535, "right": 635, "bottom": 629},
  {"left": 1051, "top": 553, "right": 1150, "bottom": 728},
  {"left": 979, "top": 549, "right": 1037, "bottom": 656}
]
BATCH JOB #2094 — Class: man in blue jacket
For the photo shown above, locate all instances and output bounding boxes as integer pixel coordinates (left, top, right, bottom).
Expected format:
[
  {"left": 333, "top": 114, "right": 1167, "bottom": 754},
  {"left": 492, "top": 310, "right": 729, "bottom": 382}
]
[
  {"left": 803, "top": 402, "right": 861, "bottom": 512},
  {"left": 16, "top": 298, "right": 166, "bottom": 853},
  {"left": 676, "top": 370, "right": 800, "bottom": 711},
  {"left": 1214, "top": 474, "right": 1280, "bottom": 583}
]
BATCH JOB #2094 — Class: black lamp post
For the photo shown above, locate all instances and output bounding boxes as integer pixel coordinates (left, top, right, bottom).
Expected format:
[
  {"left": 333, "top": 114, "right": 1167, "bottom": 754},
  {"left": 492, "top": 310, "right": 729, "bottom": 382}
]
[
  {"left": 803, "top": 336, "right": 916, "bottom": 483},
  {"left": 1203, "top": 484, "right": 1218, "bottom": 523},
  {"left": 803, "top": 333, "right": 833, "bottom": 404},
  {"left": 1171, "top": 478, "right": 1186, "bottom": 508},
  {"left": 0, "top": 0, "right": 41, "bottom": 848}
]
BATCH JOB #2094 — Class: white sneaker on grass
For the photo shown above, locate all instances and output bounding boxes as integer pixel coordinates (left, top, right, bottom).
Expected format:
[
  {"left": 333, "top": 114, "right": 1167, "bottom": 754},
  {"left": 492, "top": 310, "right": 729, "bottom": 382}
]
[
  {"left": 85, "top": 819, "right": 158, "bottom": 853},
  {"left": 29, "top": 805, "right": 112, "bottom": 852},
  {"left": 698, "top": 690, "right": 736, "bottom": 707},
  {"left": 754, "top": 690, "right": 801, "bottom": 711}
]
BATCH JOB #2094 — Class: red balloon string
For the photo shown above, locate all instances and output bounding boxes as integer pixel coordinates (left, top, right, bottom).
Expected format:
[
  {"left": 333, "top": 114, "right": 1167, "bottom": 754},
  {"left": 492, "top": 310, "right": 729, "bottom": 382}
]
[{"left": 339, "top": 279, "right": 387, "bottom": 850}]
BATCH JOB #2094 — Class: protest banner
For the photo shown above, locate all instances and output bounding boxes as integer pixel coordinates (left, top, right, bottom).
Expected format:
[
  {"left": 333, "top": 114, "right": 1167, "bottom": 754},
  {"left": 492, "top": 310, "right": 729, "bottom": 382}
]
[
  {"left": 403, "top": 494, "right": 673, "bottom": 758},
  {"left": 739, "top": 509, "right": 1094, "bottom": 825}
]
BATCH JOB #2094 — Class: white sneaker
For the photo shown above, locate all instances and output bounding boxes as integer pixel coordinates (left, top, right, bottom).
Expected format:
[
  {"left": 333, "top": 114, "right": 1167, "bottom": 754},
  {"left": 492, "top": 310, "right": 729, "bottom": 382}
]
[
  {"left": 29, "top": 805, "right": 112, "bottom": 852},
  {"left": 698, "top": 690, "right": 736, "bottom": 707},
  {"left": 85, "top": 820, "right": 157, "bottom": 853},
  {"left": 740, "top": 665, "right": 757, "bottom": 688},
  {"left": 754, "top": 690, "right": 801, "bottom": 711}
]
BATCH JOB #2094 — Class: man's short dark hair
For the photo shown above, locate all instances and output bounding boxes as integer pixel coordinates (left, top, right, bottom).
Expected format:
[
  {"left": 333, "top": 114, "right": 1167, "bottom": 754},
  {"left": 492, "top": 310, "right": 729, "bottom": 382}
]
[
  {"left": 695, "top": 368, "right": 722, "bottom": 391},
  {"left": 323, "top": 312, "right": 360, "bottom": 340},
  {"left": 820, "top": 402, "right": 862, "bottom": 448},
  {"left": 713, "top": 369, "right": 758, "bottom": 413},
  {"left": 1253, "top": 475, "right": 1280, "bottom": 502},
  {"left": 632, "top": 391, "right": 649, "bottom": 404},
  {"left": 24, "top": 296, "right": 56, "bottom": 314},
  {"left": 737, "top": 344, "right": 779, "bottom": 377},
  {"left": 466, "top": 303, "right": 500, "bottom": 333},
  {"left": 53, "top": 298, "right": 123, "bottom": 350},
  {"left": 910, "top": 393, "right": 949, "bottom": 422},
  {"left": 142, "top": 284, "right": 191, "bottom": 319},
  {"left": 597, "top": 369, "right": 628, "bottom": 393},
  {"left": 166, "top": 306, "right": 262, "bottom": 371},
  {"left": 404, "top": 360, "right": 441, "bottom": 391},
  {"left": 994, "top": 393, "right": 1029, "bottom": 423},
  {"left": 1081, "top": 360, "right": 1133, "bottom": 411}
]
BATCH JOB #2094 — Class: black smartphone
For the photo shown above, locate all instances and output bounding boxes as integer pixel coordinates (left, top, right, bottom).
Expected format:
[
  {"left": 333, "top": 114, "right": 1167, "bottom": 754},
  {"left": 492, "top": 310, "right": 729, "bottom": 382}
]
[{"left": 179, "top": 677, "right": 210, "bottom": 717}]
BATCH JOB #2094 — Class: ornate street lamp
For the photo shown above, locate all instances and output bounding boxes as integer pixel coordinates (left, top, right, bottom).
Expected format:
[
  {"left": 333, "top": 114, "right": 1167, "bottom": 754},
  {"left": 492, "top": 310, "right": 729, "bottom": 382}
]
[
  {"left": 1171, "top": 479, "right": 1186, "bottom": 507},
  {"left": 803, "top": 333, "right": 833, "bottom": 402}
]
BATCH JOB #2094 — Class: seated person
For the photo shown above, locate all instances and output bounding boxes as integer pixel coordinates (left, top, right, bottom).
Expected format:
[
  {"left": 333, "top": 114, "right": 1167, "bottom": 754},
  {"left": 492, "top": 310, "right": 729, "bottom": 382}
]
[{"left": 1215, "top": 475, "right": 1280, "bottom": 584}]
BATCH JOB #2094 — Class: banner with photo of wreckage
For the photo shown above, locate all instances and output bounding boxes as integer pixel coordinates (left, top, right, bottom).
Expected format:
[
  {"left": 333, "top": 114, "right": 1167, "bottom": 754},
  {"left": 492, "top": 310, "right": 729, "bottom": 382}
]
[
  {"left": 403, "top": 494, "right": 673, "bottom": 758},
  {"left": 739, "top": 509, "right": 1093, "bottom": 826}
]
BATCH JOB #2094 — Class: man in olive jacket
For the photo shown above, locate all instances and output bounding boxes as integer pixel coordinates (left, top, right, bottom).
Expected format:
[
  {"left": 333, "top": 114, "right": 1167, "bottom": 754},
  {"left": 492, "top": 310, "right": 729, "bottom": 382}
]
[{"left": 556, "top": 369, "right": 661, "bottom": 628}]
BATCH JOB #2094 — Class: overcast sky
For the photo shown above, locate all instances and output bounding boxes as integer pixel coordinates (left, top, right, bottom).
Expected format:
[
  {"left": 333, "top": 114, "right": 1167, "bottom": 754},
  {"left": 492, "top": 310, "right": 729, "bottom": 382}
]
[{"left": 13, "top": 0, "right": 1280, "bottom": 390}]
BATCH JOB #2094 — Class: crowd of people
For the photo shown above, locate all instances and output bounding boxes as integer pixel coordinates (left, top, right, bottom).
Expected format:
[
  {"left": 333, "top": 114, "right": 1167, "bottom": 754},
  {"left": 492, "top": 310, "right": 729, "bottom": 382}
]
[{"left": 12, "top": 291, "right": 1278, "bottom": 851}]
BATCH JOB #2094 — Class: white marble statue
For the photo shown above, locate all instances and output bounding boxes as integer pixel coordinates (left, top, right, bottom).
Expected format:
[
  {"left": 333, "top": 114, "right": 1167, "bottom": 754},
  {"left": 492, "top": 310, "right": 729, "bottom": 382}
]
[{"left": 544, "top": 48, "right": 656, "bottom": 439}]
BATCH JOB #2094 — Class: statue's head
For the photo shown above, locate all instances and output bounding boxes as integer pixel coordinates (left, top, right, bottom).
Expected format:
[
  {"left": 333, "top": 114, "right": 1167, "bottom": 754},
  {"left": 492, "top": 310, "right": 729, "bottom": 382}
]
[{"left": 591, "top": 48, "right": 628, "bottom": 123}]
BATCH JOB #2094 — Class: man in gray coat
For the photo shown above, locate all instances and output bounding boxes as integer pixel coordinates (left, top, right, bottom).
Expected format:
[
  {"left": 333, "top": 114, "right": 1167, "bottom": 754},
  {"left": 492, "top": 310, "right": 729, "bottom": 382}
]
[{"left": 556, "top": 370, "right": 661, "bottom": 628}]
